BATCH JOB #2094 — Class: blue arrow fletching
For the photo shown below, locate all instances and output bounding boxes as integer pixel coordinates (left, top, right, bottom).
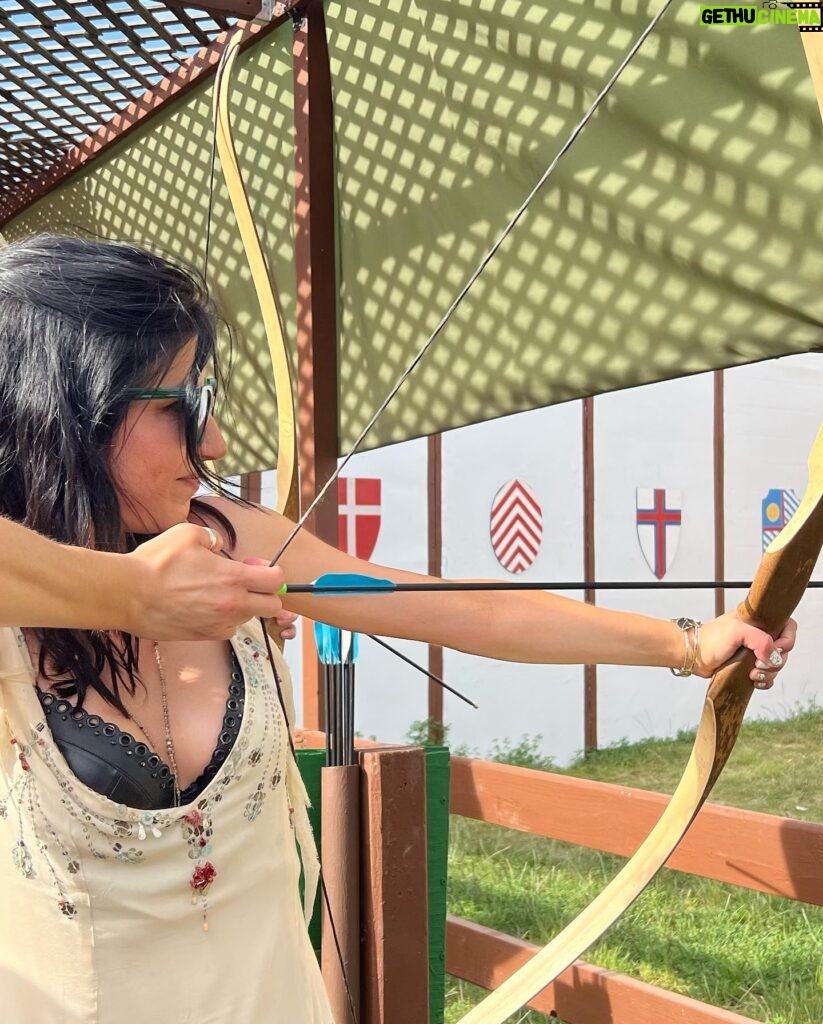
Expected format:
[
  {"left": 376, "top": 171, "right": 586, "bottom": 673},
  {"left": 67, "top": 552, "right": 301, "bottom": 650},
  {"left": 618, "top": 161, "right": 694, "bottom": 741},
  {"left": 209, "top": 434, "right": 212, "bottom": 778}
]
[
  {"left": 313, "top": 621, "right": 340, "bottom": 664},
  {"left": 311, "top": 572, "right": 395, "bottom": 594},
  {"left": 313, "top": 621, "right": 360, "bottom": 663}
]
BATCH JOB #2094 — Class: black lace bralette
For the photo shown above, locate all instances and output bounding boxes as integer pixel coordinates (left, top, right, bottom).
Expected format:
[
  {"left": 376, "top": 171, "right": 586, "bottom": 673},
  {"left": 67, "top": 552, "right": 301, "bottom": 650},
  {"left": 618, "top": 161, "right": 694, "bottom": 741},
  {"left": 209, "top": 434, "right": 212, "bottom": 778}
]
[{"left": 35, "top": 647, "right": 245, "bottom": 810}]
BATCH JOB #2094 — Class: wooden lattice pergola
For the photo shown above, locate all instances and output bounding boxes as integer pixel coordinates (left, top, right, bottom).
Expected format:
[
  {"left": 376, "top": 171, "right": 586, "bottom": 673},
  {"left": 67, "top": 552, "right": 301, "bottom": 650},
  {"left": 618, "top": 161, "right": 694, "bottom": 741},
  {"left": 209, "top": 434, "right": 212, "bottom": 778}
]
[{"left": 0, "top": 1, "right": 312, "bottom": 222}]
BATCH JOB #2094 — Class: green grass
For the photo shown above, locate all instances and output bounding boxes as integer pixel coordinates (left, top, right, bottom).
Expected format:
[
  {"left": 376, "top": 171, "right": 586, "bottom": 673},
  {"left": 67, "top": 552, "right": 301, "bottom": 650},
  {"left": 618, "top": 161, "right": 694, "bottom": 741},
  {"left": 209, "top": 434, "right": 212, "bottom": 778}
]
[{"left": 444, "top": 707, "right": 823, "bottom": 1023}]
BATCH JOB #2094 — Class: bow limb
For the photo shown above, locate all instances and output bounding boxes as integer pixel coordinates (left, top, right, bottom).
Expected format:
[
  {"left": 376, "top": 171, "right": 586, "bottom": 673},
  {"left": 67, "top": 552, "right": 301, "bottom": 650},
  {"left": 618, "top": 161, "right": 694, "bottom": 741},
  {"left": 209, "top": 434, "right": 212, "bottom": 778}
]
[
  {"left": 458, "top": 422, "right": 823, "bottom": 1024},
  {"left": 213, "top": 30, "right": 299, "bottom": 525},
  {"left": 213, "top": 31, "right": 300, "bottom": 654}
]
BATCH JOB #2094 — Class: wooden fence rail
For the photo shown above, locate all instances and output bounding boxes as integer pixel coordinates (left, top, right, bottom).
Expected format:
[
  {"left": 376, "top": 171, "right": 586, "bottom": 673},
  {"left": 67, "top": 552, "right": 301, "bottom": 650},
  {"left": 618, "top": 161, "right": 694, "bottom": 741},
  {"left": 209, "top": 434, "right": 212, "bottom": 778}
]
[
  {"left": 446, "top": 916, "right": 760, "bottom": 1024},
  {"left": 450, "top": 755, "right": 823, "bottom": 904}
]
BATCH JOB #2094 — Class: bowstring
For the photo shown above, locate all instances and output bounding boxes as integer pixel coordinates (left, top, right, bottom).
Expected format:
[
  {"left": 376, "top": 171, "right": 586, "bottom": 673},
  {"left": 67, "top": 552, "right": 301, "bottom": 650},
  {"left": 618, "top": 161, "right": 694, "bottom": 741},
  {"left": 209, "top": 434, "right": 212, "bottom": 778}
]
[
  {"left": 268, "top": 0, "right": 677, "bottom": 568},
  {"left": 242, "top": 5, "right": 673, "bottom": 1021}
]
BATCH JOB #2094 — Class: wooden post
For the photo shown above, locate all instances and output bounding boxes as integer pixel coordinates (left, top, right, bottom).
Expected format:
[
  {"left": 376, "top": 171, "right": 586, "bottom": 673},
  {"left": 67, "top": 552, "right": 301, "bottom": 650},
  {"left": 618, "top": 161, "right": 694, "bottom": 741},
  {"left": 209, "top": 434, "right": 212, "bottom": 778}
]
[
  {"left": 321, "top": 764, "right": 361, "bottom": 1024},
  {"left": 427, "top": 434, "right": 444, "bottom": 745},
  {"left": 359, "top": 747, "right": 430, "bottom": 1024},
  {"left": 239, "top": 470, "right": 262, "bottom": 504},
  {"left": 713, "top": 370, "right": 725, "bottom": 617},
  {"left": 582, "top": 397, "right": 597, "bottom": 752},
  {"left": 424, "top": 747, "right": 451, "bottom": 1024},
  {"left": 292, "top": 0, "right": 339, "bottom": 729}
]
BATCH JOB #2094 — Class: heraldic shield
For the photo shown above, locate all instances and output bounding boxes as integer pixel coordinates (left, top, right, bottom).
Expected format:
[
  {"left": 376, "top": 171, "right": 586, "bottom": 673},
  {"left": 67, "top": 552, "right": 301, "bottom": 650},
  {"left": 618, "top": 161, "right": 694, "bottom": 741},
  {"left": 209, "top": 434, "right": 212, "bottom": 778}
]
[
  {"left": 338, "top": 477, "right": 381, "bottom": 560},
  {"left": 762, "top": 488, "right": 799, "bottom": 551},
  {"left": 490, "top": 479, "right": 543, "bottom": 574},
  {"left": 636, "top": 487, "right": 681, "bottom": 580}
]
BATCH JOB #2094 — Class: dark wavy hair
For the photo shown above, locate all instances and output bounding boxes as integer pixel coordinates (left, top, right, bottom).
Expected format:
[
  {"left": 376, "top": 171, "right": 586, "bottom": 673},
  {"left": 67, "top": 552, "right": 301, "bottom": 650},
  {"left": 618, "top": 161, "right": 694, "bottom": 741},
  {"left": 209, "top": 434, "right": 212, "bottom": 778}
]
[{"left": 0, "top": 233, "right": 239, "bottom": 711}]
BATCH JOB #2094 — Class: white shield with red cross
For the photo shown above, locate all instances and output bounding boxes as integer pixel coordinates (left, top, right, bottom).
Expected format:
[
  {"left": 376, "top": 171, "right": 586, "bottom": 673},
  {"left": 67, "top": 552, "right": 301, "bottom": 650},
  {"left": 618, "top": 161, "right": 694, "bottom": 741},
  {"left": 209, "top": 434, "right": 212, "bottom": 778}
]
[
  {"left": 636, "top": 488, "right": 681, "bottom": 580},
  {"left": 490, "top": 479, "right": 543, "bottom": 574},
  {"left": 338, "top": 477, "right": 381, "bottom": 560}
]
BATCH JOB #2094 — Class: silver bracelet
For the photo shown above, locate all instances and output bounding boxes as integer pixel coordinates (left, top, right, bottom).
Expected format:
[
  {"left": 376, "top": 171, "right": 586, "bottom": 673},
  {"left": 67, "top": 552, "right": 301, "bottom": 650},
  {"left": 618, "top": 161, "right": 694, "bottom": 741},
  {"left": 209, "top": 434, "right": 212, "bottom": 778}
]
[{"left": 669, "top": 617, "right": 702, "bottom": 677}]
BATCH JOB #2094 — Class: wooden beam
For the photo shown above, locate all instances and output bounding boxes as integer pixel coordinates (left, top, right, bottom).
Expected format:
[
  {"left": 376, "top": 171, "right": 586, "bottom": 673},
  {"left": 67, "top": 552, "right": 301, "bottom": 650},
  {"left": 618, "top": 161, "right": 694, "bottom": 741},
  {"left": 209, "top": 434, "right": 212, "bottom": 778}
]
[
  {"left": 427, "top": 433, "right": 444, "bottom": 744},
  {"left": 239, "top": 471, "right": 262, "bottom": 504},
  {"left": 714, "top": 370, "right": 725, "bottom": 617},
  {"left": 0, "top": 20, "right": 286, "bottom": 227},
  {"left": 292, "top": 0, "right": 339, "bottom": 524},
  {"left": 582, "top": 397, "right": 597, "bottom": 752},
  {"left": 297, "top": 736, "right": 823, "bottom": 906},
  {"left": 161, "top": 0, "right": 304, "bottom": 20},
  {"left": 162, "top": 0, "right": 261, "bottom": 17}
]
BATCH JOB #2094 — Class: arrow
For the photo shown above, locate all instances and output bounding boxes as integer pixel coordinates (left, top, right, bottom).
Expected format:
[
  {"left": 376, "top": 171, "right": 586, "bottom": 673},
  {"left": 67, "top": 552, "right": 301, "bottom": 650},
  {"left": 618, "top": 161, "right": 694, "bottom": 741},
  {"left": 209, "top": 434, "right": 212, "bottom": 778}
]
[
  {"left": 314, "top": 622, "right": 358, "bottom": 767},
  {"left": 280, "top": 573, "right": 822, "bottom": 595}
]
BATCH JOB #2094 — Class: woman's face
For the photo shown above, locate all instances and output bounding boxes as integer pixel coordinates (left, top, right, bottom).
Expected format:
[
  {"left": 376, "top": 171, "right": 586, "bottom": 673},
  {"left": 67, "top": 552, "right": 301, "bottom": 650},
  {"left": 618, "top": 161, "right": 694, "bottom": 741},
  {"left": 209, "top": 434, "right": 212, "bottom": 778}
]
[{"left": 110, "top": 340, "right": 227, "bottom": 534}]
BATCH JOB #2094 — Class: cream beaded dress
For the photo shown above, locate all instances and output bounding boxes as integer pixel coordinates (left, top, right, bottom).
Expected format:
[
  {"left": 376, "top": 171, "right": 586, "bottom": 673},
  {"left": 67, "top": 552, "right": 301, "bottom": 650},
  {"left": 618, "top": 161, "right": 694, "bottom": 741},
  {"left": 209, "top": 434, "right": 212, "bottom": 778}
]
[{"left": 0, "top": 619, "right": 334, "bottom": 1024}]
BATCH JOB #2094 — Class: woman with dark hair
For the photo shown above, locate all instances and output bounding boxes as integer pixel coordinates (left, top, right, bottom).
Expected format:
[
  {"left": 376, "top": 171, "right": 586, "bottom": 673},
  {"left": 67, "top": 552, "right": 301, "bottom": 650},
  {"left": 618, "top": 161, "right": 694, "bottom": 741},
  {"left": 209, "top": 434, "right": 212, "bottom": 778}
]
[{"left": 0, "top": 235, "right": 795, "bottom": 1024}]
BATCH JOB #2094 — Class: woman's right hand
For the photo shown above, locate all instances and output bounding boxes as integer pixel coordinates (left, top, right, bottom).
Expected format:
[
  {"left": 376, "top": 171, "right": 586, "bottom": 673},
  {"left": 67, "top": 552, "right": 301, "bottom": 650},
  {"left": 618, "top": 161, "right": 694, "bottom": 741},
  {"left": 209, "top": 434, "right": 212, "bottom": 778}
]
[{"left": 126, "top": 524, "right": 285, "bottom": 640}]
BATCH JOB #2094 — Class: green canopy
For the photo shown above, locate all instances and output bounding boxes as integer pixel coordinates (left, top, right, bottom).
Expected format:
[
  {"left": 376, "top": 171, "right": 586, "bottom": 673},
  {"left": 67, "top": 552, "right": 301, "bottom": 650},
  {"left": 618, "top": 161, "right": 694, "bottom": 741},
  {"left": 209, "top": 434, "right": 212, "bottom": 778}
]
[
  {"left": 6, "top": 1, "right": 822, "bottom": 474},
  {"left": 328, "top": 0, "right": 823, "bottom": 450}
]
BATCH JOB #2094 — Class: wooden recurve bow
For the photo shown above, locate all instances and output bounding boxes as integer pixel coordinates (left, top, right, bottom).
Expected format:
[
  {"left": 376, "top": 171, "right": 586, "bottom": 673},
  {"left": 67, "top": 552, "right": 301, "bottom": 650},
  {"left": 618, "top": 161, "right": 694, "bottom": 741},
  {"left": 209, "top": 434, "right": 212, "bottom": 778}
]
[
  {"left": 212, "top": 34, "right": 335, "bottom": 959},
  {"left": 459, "top": 423, "right": 823, "bottom": 1024}
]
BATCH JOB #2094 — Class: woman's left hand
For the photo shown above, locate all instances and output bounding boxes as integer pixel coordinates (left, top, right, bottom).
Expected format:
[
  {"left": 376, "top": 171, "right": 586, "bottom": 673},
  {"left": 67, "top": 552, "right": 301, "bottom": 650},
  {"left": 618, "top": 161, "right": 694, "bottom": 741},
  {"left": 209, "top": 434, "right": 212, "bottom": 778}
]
[{"left": 695, "top": 613, "right": 797, "bottom": 688}]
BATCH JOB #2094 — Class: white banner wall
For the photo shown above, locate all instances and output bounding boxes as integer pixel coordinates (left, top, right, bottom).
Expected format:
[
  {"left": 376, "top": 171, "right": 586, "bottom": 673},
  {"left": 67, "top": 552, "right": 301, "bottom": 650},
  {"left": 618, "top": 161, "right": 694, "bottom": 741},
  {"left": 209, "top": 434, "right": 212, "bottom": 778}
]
[
  {"left": 279, "top": 442, "right": 433, "bottom": 745},
  {"left": 259, "top": 355, "right": 821, "bottom": 765}
]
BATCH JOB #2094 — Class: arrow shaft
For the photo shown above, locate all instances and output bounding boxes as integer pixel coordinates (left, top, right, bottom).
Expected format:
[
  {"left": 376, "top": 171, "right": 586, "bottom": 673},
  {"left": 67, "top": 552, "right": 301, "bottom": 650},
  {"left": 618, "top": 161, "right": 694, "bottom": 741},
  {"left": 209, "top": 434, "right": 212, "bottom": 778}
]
[
  {"left": 366, "top": 634, "right": 478, "bottom": 710},
  {"left": 286, "top": 579, "right": 822, "bottom": 594}
]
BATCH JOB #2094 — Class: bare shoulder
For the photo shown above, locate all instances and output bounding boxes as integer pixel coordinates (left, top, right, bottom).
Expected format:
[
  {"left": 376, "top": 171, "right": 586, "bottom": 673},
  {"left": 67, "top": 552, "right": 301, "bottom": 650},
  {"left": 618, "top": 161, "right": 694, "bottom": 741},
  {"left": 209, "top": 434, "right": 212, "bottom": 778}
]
[{"left": 191, "top": 495, "right": 293, "bottom": 562}]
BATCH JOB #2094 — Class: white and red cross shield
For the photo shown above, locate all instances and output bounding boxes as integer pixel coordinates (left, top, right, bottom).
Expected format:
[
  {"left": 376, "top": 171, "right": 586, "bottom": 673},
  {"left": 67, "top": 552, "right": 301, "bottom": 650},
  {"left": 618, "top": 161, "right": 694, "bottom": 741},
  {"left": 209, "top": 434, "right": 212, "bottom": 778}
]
[
  {"left": 636, "top": 487, "right": 681, "bottom": 580},
  {"left": 338, "top": 477, "right": 381, "bottom": 560}
]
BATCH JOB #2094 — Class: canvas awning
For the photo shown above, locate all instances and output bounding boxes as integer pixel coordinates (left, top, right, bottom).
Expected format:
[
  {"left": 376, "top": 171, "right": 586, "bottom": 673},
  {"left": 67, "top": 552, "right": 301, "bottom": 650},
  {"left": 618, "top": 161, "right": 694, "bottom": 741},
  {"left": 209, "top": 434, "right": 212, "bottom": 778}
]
[
  {"left": 2, "top": 1, "right": 822, "bottom": 475},
  {"left": 327, "top": 0, "right": 823, "bottom": 451}
]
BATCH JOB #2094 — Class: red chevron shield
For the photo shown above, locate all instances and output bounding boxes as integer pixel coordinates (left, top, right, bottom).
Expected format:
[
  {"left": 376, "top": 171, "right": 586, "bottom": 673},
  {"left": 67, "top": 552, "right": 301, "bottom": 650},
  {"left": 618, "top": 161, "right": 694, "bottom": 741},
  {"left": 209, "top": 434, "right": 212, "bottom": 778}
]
[{"left": 490, "top": 479, "right": 543, "bottom": 574}]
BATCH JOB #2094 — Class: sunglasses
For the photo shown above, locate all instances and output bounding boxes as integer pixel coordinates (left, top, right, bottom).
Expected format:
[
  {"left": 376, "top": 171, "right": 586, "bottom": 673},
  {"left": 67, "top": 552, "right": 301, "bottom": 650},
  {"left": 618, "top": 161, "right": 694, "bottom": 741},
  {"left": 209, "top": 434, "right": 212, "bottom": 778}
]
[{"left": 125, "top": 377, "right": 217, "bottom": 443}]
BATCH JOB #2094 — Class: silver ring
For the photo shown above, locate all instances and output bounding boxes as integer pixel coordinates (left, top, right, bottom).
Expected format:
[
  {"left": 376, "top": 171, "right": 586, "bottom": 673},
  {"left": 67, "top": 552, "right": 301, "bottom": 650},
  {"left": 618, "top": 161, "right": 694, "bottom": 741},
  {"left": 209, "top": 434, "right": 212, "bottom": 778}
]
[{"left": 204, "top": 526, "right": 219, "bottom": 551}]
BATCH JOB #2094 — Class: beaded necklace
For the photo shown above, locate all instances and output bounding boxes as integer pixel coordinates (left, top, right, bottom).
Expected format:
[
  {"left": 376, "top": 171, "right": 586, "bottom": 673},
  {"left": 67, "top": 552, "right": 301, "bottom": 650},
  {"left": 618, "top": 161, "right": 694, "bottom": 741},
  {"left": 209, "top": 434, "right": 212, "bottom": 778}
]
[{"left": 126, "top": 641, "right": 181, "bottom": 807}]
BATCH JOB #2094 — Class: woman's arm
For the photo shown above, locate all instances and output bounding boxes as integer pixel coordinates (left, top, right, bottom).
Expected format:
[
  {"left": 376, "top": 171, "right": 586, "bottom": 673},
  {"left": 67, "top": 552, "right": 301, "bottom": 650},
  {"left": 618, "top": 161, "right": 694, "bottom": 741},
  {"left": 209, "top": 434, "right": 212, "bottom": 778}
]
[
  {"left": 1, "top": 517, "right": 287, "bottom": 639},
  {"left": 203, "top": 499, "right": 795, "bottom": 680}
]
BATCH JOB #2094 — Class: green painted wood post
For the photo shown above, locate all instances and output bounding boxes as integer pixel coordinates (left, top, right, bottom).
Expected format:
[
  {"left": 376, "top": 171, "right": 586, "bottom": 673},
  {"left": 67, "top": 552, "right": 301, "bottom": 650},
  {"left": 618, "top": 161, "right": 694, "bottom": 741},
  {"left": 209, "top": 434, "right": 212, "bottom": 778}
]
[
  {"left": 298, "top": 744, "right": 450, "bottom": 1023},
  {"left": 425, "top": 746, "right": 451, "bottom": 1024},
  {"left": 296, "top": 747, "right": 325, "bottom": 957}
]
